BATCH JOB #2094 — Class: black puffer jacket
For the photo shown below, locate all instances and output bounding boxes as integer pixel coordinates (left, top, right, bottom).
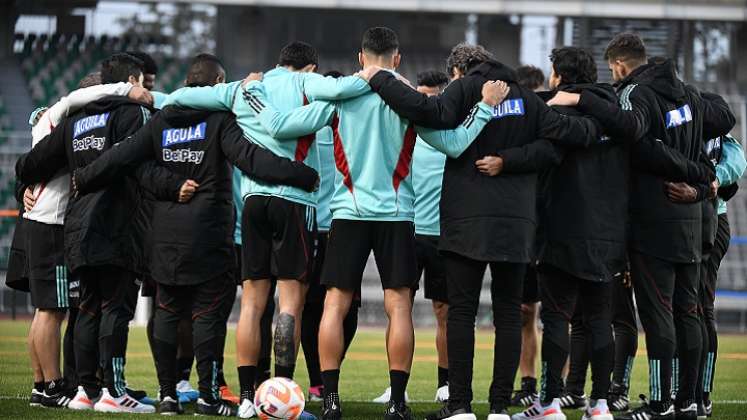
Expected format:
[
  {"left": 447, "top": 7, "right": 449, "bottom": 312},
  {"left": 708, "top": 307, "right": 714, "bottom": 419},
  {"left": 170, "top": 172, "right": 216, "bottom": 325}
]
[
  {"left": 16, "top": 96, "right": 181, "bottom": 273},
  {"left": 74, "top": 106, "right": 319, "bottom": 286},
  {"left": 369, "top": 61, "right": 601, "bottom": 262},
  {"left": 576, "top": 59, "right": 735, "bottom": 263}
]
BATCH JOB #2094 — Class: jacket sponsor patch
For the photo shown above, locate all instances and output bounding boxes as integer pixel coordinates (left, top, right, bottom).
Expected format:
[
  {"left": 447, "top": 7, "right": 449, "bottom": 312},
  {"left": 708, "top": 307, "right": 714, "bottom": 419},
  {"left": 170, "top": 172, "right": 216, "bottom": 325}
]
[
  {"left": 163, "top": 148, "right": 205, "bottom": 164},
  {"left": 162, "top": 122, "right": 207, "bottom": 147},
  {"left": 492, "top": 99, "right": 524, "bottom": 119},
  {"left": 73, "top": 113, "right": 109, "bottom": 137},
  {"left": 72, "top": 135, "right": 106, "bottom": 152},
  {"left": 665, "top": 104, "right": 692, "bottom": 129}
]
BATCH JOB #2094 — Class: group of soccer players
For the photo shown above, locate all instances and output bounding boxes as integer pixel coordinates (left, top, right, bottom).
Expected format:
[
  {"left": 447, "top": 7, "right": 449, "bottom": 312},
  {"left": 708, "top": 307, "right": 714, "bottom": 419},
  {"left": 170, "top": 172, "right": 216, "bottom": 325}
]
[{"left": 7, "top": 23, "right": 744, "bottom": 420}]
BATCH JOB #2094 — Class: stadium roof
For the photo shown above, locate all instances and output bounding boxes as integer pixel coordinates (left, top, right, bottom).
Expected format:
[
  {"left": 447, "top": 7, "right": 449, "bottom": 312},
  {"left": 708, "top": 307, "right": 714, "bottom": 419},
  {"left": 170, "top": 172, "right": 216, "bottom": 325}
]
[{"left": 123, "top": 0, "right": 747, "bottom": 21}]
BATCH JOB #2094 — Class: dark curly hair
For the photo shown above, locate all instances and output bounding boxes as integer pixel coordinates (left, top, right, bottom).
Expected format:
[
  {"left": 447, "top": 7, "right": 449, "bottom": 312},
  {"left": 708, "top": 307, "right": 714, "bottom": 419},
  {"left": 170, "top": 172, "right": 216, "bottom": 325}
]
[
  {"left": 446, "top": 43, "right": 494, "bottom": 77},
  {"left": 549, "top": 47, "right": 597, "bottom": 85}
]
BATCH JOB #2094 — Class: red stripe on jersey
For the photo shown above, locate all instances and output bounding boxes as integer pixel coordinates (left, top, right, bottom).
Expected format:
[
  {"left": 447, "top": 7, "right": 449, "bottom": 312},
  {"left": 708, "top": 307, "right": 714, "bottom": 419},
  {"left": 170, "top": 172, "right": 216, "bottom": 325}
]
[
  {"left": 295, "top": 95, "right": 315, "bottom": 162},
  {"left": 331, "top": 114, "right": 353, "bottom": 193},
  {"left": 392, "top": 124, "right": 416, "bottom": 192}
]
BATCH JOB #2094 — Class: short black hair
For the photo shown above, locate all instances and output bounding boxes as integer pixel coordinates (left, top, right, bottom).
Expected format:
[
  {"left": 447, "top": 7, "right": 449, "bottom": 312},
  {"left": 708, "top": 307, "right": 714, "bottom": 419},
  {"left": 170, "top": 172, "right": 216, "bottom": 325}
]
[
  {"left": 100, "top": 53, "right": 144, "bottom": 84},
  {"left": 78, "top": 72, "right": 101, "bottom": 89},
  {"left": 417, "top": 70, "right": 449, "bottom": 89},
  {"left": 604, "top": 33, "right": 647, "bottom": 63},
  {"left": 516, "top": 65, "right": 545, "bottom": 90},
  {"left": 324, "top": 70, "right": 344, "bottom": 79},
  {"left": 186, "top": 53, "right": 225, "bottom": 87},
  {"left": 361, "top": 27, "right": 399, "bottom": 56},
  {"left": 279, "top": 41, "right": 318, "bottom": 70},
  {"left": 549, "top": 47, "right": 597, "bottom": 85},
  {"left": 127, "top": 51, "right": 158, "bottom": 75}
]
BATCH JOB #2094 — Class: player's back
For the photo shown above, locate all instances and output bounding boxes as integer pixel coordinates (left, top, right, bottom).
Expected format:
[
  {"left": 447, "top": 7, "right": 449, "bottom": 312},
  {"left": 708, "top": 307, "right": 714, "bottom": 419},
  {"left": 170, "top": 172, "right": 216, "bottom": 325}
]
[
  {"left": 332, "top": 90, "right": 415, "bottom": 221},
  {"left": 235, "top": 67, "right": 320, "bottom": 207}
]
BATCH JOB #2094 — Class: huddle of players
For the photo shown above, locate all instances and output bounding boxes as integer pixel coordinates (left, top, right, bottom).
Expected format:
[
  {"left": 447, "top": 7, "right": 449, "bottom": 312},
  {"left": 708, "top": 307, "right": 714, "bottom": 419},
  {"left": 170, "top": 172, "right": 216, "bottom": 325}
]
[{"left": 11, "top": 24, "right": 743, "bottom": 420}]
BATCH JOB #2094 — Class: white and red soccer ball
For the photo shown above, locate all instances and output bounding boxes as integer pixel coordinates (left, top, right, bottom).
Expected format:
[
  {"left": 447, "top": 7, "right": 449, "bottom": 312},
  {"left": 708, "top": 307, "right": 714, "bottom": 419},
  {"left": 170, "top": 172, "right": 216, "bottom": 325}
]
[{"left": 254, "top": 377, "right": 306, "bottom": 420}]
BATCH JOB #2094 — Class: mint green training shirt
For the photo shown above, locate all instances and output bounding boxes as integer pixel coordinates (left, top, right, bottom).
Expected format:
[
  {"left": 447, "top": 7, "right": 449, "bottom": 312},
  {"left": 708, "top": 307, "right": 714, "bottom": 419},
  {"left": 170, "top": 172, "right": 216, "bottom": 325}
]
[
  {"left": 242, "top": 78, "right": 494, "bottom": 222},
  {"left": 161, "top": 67, "right": 370, "bottom": 208}
]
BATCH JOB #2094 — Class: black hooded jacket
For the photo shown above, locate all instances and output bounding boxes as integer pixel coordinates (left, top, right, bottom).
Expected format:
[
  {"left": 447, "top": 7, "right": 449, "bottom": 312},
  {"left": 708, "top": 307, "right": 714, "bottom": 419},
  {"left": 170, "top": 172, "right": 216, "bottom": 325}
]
[
  {"left": 369, "top": 61, "right": 601, "bottom": 263},
  {"left": 574, "top": 59, "right": 735, "bottom": 263},
  {"left": 72, "top": 106, "right": 319, "bottom": 286},
  {"left": 15, "top": 96, "right": 180, "bottom": 273}
]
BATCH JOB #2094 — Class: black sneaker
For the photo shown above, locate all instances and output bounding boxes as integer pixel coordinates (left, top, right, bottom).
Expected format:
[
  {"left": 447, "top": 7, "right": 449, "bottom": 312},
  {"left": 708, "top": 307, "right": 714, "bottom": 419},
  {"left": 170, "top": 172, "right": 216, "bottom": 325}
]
[
  {"left": 675, "top": 401, "right": 697, "bottom": 420},
  {"left": 609, "top": 381, "right": 630, "bottom": 412},
  {"left": 425, "top": 404, "right": 475, "bottom": 420},
  {"left": 322, "top": 393, "right": 342, "bottom": 420},
  {"left": 558, "top": 391, "right": 587, "bottom": 409},
  {"left": 158, "top": 395, "right": 184, "bottom": 415},
  {"left": 126, "top": 387, "right": 147, "bottom": 401},
  {"left": 41, "top": 380, "right": 74, "bottom": 408},
  {"left": 384, "top": 401, "right": 413, "bottom": 420},
  {"left": 195, "top": 398, "right": 237, "bottom": 417},
  {"left": 700, "top": 400, "right": 712, "bottom": 418},
  {"left": 30, "top": 389, "right": 44, "bottom": 407},
  {"left": 510, "top": 377, "right": 538, "bottom": 407},
  {"left": 614, "top": 395, "right": 675, "bottom": 420}
]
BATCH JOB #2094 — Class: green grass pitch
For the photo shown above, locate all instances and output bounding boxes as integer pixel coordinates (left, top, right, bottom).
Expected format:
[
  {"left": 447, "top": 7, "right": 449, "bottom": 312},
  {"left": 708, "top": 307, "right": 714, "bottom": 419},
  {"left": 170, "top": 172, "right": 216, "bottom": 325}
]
[{"left": 1, "top": 320, "right": 746, "bottom": 419}]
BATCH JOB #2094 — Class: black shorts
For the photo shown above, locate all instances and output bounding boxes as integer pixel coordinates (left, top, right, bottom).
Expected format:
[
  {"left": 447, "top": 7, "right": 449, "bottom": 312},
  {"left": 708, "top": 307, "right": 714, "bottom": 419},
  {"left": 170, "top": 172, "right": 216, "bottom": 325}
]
[
  {"left": 523, "top": 263, "right": 540, "bottom": 304},
  {"left": 6, "top": 216, "right": 30, "bottom": 292},
  {"left": 26, "top": 219, "right": 78, "bottom": 309},
  {"left": 241, "top": 196, "right": 317, "bottom": 282},
  {"left": 306, "top": 231, "right": 329, "bottom": 304},
  {"left": 321, "top": 219, "right": 417, "bottom": 291},
  {"left": 416, "top": 234, "right": 447, "bottom": 303}
]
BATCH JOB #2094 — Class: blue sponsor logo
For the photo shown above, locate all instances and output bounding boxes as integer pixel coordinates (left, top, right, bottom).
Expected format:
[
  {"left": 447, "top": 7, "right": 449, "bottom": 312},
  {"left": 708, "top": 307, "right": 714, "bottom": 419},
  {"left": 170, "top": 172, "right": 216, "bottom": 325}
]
[
  {"left": 73, "top": 113, "right": 109, "bottom": 137},
  {"left": 492, "top": 99, "right": 525, "bottom": 119},
  {"left": 665, "top": 104, "right": 692, "bottom": 129},
  {"left": 162, "top": 122, "right": 207, "bottom": 147}
]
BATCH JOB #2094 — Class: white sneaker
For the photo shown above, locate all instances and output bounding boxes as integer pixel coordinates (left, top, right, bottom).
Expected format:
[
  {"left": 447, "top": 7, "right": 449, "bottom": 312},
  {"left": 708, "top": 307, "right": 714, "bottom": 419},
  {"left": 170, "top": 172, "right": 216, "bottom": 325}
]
[
  {"left": 238, "top": 398, "right": 257, "bottom": 419},
  {"left": 511, "top": 398, "right": 566, "bottom": 420},
  {"left": 373, "top": 387, "right": 409, "bottom": 404},
  {"left": 582, "top": 399, "right": 613, "bottom": 420},
  {"left": 93, "top": 388, "right": 155, "bottom": 414},
  {"left": 68, "top": 386, "right": 96, "bottom": 410},
  {"left": 435, "top": 385, "right": 449, "bottom": 403}
]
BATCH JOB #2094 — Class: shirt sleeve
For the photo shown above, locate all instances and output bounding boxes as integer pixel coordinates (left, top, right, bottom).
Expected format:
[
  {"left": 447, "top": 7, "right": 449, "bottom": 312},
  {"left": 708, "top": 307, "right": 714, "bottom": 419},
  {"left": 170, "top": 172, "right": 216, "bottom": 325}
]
[
  {"left": 497, "top": 139, "right": 565, "bottom": 173},
  {"left": 415, "top": 102, "right": 493, "bottom": 158},
  {"left": 368, "top": 70, "right": 465, "bottom": 129},
  {"left": 74, "top": 122, "right": 156, "bottom": 195},
  {"left": 537, "top": 98, "right": 603, "bottom": 149},
  {"left": 701, "top": 92, "right": 736, "bottom": 140},
  {"left": 716, "top": 135, "right": 746, "bottom": 187},
  {"left": 243, "top": 81, "right": 335, "bottom": 138},
  {"left": 161, "top": 81, "right": 240, "bottom": 111},
  {"left": 632, "top": 137, "right": 714, "bottom": 183},
  {"left": 16, "top": 125, "right": 68, "bottom": 185},
  {"left": 220, "top": 115, "right": 319, "bottom": 192},
  {"left": 32, "top": 82, "right": 133, "bottom": 145},
  {"left": 301, "top": 73, "right": 371, "bottom": 102},
  {"left": 576, "top": 86, "right": 651, "bottom": 143}
]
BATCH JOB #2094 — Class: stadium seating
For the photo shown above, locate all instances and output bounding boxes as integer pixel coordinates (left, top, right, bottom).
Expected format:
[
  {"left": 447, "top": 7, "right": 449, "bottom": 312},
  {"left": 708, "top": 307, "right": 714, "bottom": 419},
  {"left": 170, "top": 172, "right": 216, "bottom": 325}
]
[{"left": 15, "top": 33, "right": 188, "bottom": 108}]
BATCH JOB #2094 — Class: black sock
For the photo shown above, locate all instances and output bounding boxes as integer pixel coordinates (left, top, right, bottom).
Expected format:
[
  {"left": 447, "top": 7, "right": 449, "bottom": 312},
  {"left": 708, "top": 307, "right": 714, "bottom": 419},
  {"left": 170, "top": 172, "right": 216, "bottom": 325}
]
[
  {"left": 522, "top": 376, "right": 537, "bottom": 393},
  {"left": 438, "top": 367, "right": 448, "bottom": 388},
  {"left": 237, "top": 366, "right": 256, "bottom": 398},
  {"left": 177, "top": 357, "right": 193, "bottom": 382},
  {"left": 44, "top": 378, "right": 64, "bottom": 395},
  {"left": 257, "top": 357, "right": 272, "bottom": 386},
  {"left": 389, "top": 370, "right": 409, "bottom": 404},
  {"left": 703, "top": 392, "right": 710, "bottom": 404},
  {"left": 34, "top": 381, "right": 44, "bottom": 392},
  {"left": 321, "top": 369, "right": 340, "bottom": 396},
  {"left": 160, "top": 384, "right": 177, "bottom": 400},
  {"left": 216, "top": 356, "right": 227, "bottom": 387},
  {"left": 275, "top": 363, "right": 295, "bottom": 380}
]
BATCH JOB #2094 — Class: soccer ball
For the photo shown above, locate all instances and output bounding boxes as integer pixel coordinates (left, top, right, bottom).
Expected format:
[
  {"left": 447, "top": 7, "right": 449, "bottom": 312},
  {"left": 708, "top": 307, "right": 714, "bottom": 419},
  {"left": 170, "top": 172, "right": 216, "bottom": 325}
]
[{"left": 254, "top": 377, "right": 306, "bottom": 420}]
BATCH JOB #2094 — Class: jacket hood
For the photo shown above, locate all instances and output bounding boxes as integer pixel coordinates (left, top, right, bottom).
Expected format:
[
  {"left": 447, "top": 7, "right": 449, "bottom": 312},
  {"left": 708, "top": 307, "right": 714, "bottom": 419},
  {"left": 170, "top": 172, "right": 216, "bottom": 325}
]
[
  {"left": 159, "top": 105, "right": 213, "bottom": 127},
  {"left": 622, "top": 58, "right": 685, "bottom": 102},
  {"left": 467, "top": 60, "right": 518, "bottom": 84},
  {"left": 83, "top": 95, "right": 153, "bottom": 115}
]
